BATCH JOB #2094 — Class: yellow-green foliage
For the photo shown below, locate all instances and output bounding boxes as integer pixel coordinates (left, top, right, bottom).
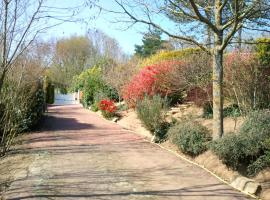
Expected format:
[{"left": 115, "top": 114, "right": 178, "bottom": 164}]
[
  {"left": 256, "top": 38, "right": 270, "bottom": 66},
  {"left": 140, "top": 48, "right": 202, "bottom": 67}
]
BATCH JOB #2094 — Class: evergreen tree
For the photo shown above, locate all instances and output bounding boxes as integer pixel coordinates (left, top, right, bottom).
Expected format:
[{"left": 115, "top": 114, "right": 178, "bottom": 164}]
[{"left": 135, "top": 30, "right": 165, "bottom": 58}]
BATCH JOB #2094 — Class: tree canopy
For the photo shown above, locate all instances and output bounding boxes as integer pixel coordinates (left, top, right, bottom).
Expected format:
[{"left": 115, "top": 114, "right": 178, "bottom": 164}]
[{"left": 135, "top": 30, "right": 168, "bottom": 58}]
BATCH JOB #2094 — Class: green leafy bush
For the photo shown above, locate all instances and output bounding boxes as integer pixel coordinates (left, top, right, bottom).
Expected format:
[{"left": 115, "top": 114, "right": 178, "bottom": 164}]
[
  {"left": 46, "top": 83, "right": 55, "bottom": 104},
  {"left": 0, "top": 80, "right": 45, "bottom": 156},
  {"left": 202, "top": 102, "right": 213, "bottom": 118},
  {"left": 13, "top": 83, "right": 45, "bottom": 132},
  {"left": 223, "top": 104, "right": 241, "bottom": 117},
  {"left": 247, "top": 152, "right": 270, "bottom": 177},
  {"left": 240, "top": 110, "right": 270, "bottom": 137},
  {"left": 153, "top": 121, "right": 171, "bottom": 142},
  {"left": 168, "top": 119, "right": 211, "bottom": 156},
  {"left": 136, "top": 95, "right": 168, "bottom": 135},
  {"left": 43, "top": 76, "right": 54, "bottom": 104},
  {"left": 211, "top": 110, "right": 270, "bottom": 175},
  {"left": 203, "top": 103, "right": 241, "bottom": 119},
  {"left": 256, "top": 38, "right": 270, "bottom": 66},
  {"left": 117, "top": 103, "right": 129, "bottom": 112},
  {"left": 72, "top": 66, "right": 119, "bottom": 107},
  {"left": 211, "top": 134, "right": 251, "bottom": 169}
]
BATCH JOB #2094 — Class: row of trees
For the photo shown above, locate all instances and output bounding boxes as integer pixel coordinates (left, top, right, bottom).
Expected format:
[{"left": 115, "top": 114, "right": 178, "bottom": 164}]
[{"left": 47, "top": 31, "right": 127, "bottom": 92}]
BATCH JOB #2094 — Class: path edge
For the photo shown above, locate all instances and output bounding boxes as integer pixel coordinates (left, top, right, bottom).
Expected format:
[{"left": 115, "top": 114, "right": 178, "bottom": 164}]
[{"left": 88, "top": 108, "right": 260, "bottom": 199}]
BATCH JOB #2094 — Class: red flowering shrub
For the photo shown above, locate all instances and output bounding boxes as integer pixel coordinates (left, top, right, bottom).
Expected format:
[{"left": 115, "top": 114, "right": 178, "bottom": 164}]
[
  {"left": 122, "top": 61, "right": 181, "bottom": 107},
  {"left": 122, "top": 52, "right": 212, "bottom": 108},
  {"left": 98, "top": 99, "right": 117, "bottom": 118}
]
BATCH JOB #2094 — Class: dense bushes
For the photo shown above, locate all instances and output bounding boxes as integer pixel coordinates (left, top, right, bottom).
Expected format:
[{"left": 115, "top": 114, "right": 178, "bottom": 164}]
[
  {"left": 256, "top": 38, "right": 270, "bottom": 66},
  {"left": 90, "top": 91, "right": 108, "bottom": 112},
  {"left": 0, "top": 80, "right": 45, "bottom": 155},
  {"left": 122, "top": 61, "right": 187, "bottom": 107},
  {"left": 203, "top": 103, "right": 241, "bottom": 119},
  {"left": 136, "top": 95, "right": 169, "bottom": 140},
  {"left": 168, "top": 119, "right": 212, "bottom": 156},
  {"left": 46, "top": 83, "right": 55, "bottom": 104},
  {"left": 43, "top": 76, "right": 55, "bottom": 104},
  {"left": 224, "top": 52, "right": 270, "bottom": 112},
  {"left": 20, "top": 85, "right": 45, "bottom": 131},
  {"left": 72, "top": 66, "right": 119, "bottom": 107},
  {"left": 211, "top": 110, "right": 270, "bottom": 176},
  {"left": 123, "top": 50, "right": 212, "bottom": 108},
  {"left": 140, "top": 48, "right": 202, "bottom": 67},
  {"left": 247, "top": 151, "right": 270, "bottom": 176},
  {"left": 98, "top": 99, "right": 117, "bottom": 119}
]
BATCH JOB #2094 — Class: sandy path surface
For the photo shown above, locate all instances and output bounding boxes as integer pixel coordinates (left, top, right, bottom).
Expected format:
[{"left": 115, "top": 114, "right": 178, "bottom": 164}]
[{"left": 2, "top": 104, "right": 251, "bottom": 200}]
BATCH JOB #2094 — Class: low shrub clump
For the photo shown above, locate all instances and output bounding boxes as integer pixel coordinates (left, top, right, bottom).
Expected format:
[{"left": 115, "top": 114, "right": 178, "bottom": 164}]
[
  {"left": 247, "top": 151, "right": 270, "bottom": 177},
  {"left": 98, "top": 99, "right": 117, "bottom": 119},
  {"left": 211, "top": 110, "right": 270, "bottom": 176},
  {"left": 91, "top": 91, "right": 109, "bottom": 112},
  {"left": 136, "top": 95, "right": 169, "bottom": 140},
  {"left": 202, "top": 103, "right": 241, "bottom": 119},
  {"left": 202, "top": 101, "right": 213, "bottom": 118},
  {"left": 168, "top": 119, "right": 212, "bottom": 156},
  {"left": 223, "top": 104, "right": 241, "bottom": 117}
]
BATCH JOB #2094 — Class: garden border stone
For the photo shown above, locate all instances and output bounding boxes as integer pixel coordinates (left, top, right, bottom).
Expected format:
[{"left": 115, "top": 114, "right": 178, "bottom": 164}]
[{"left": 231, "top": 176, "right": 261, "bottom": 196}]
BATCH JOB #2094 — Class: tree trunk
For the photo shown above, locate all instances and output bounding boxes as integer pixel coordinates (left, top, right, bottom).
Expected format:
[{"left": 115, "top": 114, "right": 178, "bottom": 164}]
[
  {"left": 212, "top": 0, "right": 224, "bottom": 140},
  {"left": 212, "top": 45, "right": 224, "bottom": 139}
]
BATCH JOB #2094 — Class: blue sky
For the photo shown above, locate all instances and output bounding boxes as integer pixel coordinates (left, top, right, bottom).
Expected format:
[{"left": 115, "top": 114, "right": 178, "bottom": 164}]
[{"left": 44, "top": 0, "right": 148, "bottom": 55}]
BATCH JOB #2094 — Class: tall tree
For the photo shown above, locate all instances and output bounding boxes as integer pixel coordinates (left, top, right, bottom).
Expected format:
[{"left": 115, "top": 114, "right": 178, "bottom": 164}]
[
  {"left": 88, "top": 29, "right": 127, "bottom": 62},
  {"left": 49, "top": 36, "right": 97, "bottom": 90},
  {"left": 98, "top": 0, "right": 270, "bottom": 139},
  {"left": 135, "top": 29, "right": 167, "bottom": 57}
]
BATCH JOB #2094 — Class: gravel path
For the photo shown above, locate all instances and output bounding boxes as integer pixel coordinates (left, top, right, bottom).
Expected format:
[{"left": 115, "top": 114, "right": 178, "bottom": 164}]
[{"left": 4, "top": 104, "right": 251, "bottom": 200}]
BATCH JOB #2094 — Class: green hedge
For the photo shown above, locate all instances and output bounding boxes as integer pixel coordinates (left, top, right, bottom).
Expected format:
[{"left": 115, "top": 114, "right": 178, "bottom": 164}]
[
  {"left": 72, "top": 66, "right": 119, "bottom": 107},
  {"left": 1, "top": 80, "right": 45, "bottom": 155}
]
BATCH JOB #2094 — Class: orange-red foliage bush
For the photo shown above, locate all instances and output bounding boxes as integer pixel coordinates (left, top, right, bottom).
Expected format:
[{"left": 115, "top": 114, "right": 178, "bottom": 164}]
[{"left": 122, "top": 61, "right": 180, "bottom": 107}]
